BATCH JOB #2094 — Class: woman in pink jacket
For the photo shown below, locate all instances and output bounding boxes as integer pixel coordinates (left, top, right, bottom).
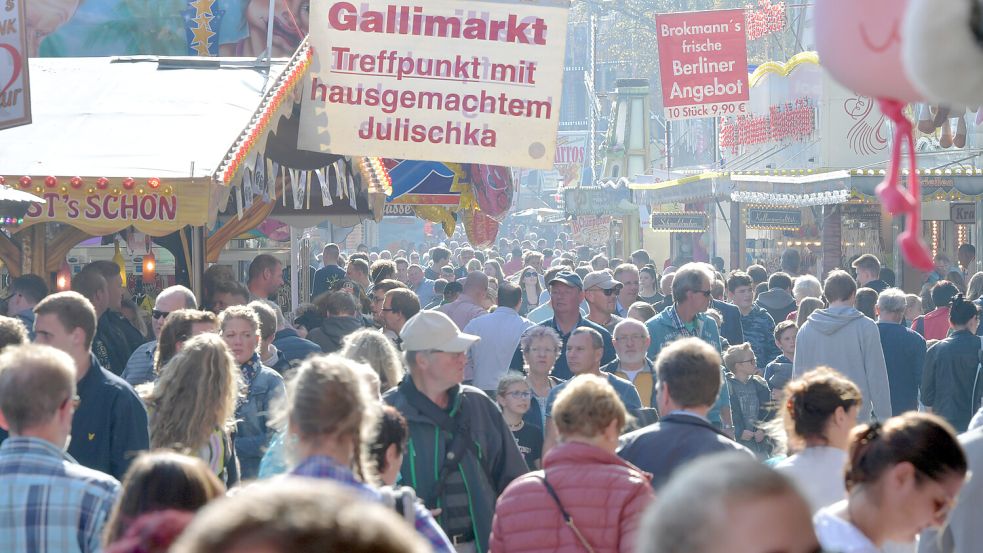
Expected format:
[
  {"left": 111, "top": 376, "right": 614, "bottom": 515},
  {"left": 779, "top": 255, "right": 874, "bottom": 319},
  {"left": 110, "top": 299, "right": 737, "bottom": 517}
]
[{"left": 490, "top": 375, "right": 655, "bottom": 553}]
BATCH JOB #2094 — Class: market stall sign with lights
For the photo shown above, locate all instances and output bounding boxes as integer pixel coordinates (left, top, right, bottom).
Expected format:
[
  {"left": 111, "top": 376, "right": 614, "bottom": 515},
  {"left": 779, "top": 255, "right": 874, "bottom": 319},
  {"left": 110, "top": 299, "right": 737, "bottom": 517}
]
[
  {"left": 746, "top": 207, "right": 802, "bottom": 230},
  {"left": 10, "top": 176, "right": 210, "bottom": 236},
  {"left": 651, "top": 212, "right": 709, "bottom": 232}
]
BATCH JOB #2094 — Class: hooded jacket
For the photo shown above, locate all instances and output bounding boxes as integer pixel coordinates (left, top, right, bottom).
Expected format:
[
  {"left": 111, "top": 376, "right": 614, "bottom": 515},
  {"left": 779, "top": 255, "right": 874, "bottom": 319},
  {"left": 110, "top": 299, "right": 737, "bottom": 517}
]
[
  {"left": 385, "top": 380, "right": 527, "bottom": 553},
  {"left": 306, "top": 315, "right": 364, "bottom": 354},
  {"left": 755, "top": 288, "right": 797, "bottom": 323},
  {"left": 793, "top": 306, "right": 892, "bottom": 422}
]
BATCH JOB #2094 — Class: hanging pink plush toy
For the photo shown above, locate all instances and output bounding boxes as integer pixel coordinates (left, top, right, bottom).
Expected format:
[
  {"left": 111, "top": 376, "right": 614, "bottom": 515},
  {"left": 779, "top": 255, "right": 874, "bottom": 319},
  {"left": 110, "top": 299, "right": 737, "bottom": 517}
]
[{"left": 815, "top": 0, "right": 933, "bottom": 270}]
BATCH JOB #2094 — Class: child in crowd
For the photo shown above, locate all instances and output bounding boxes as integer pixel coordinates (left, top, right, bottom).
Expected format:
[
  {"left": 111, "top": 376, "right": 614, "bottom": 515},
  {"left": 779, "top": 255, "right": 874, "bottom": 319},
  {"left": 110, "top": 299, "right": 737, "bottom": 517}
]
[
  {"left": 496, "top": 373, "right": 543, "bottom": 470},
  {"left": 764, "top": 321, "right": 797, "bottom": 398},
  {"left": 723, "top": 343, "right": 776, "bottom": 459}
]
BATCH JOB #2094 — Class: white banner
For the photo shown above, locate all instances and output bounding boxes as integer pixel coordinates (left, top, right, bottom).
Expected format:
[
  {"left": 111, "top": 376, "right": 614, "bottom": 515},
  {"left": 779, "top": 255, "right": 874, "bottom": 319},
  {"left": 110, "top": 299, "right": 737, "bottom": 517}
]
[{"left": 299, "top": 0, "right": 569, "bottom": 169}]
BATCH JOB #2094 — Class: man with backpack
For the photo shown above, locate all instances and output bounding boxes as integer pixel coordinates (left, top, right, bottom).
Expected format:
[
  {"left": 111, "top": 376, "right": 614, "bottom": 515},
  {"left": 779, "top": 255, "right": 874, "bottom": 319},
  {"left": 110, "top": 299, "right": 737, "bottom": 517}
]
[{"left": 385, "top": 311, "right": 527, "bottom": 553}]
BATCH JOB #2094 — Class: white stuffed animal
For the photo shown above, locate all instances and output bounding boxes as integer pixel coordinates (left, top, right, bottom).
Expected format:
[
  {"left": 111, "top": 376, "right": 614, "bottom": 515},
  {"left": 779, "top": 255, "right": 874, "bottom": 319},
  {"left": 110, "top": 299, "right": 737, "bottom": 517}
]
[{"left": 904, "top": 0, "right": 983, "bottom": 105}]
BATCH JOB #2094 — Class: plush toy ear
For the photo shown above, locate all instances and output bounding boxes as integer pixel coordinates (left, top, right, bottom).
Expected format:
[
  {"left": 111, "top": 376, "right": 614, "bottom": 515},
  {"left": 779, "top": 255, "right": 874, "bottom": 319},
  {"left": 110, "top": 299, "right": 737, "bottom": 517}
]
[{"left": 904, "top": 0, "right": 983, "bottom": 104}]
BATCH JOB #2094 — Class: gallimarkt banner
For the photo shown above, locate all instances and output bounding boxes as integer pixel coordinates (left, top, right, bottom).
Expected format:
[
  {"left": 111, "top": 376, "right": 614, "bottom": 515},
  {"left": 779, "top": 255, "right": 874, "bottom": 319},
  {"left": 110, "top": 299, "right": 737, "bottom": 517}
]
[
  {"left": 656, "top": 9, "right": 749, "bottom": 120},
  {"left": 299, "top": 0, "right": 570, "bottom": 169},
  {"left": 0, "top": 0, "right": 30, "bottom": 130}
]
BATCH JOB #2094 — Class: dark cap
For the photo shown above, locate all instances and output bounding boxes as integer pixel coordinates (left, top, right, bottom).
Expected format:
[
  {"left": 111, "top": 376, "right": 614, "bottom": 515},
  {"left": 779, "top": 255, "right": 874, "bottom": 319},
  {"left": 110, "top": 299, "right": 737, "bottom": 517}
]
[{"left": 548, "top": 271, "right": 583, "bottom": 290}]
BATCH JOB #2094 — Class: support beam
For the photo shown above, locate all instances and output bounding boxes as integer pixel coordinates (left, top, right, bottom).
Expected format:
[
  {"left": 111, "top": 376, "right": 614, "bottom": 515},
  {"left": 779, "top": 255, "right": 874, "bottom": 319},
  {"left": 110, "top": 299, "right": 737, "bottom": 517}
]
[
  {"left": 45, "top": 226, "right": 92, "bottom": 274},
  {"left": 0, "top": 233, "right": 21, "bottom": 278},
  {"left": 206, "top": 197, "right": 276, "bottom": 263}
]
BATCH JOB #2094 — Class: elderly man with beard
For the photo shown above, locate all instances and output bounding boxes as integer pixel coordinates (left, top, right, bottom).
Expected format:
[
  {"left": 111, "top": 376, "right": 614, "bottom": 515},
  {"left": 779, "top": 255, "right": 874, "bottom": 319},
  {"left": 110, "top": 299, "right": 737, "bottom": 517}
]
[{"left": 604, "top": 319, "right": 657, "bottom": 410}]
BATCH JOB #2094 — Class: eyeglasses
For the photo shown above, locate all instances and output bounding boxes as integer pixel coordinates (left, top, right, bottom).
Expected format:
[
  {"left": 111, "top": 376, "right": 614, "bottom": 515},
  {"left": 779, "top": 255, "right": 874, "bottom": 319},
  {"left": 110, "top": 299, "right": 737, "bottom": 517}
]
[
  {"left": 62, "top": 394, "right": 81, "bottom": 410},
  {"left": 736, "top": 358, "right": 757, "bottom": 365},
  {"left": 615, "top": 334, "right": 648, "bottom": 342},
  {"left": 690, "top": 289, "right": 713, "bottom": 297},
  {"left": 504, "top": 391, "right": 532, "bottom": 399},
  {"left": 588, "top": 287, "right": 620, "bottom": 296},
  {"left": 152, "top": 309, "right": 171, "bottom": 319}
]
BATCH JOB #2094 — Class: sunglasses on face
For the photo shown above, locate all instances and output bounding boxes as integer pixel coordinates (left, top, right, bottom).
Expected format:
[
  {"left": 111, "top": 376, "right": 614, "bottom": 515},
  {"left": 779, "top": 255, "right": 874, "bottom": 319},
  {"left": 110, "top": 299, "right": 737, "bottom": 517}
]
[
  {"left": 589, "top": 287, "right": 619, "bottom": 296},
  {"left": 152, "top": 309, "right": 171, "bottom": 319}
]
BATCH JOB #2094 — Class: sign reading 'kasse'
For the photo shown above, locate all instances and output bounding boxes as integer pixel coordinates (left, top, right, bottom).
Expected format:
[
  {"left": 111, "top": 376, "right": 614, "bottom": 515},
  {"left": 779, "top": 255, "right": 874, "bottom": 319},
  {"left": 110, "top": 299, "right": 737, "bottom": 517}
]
[
  {"left": 300, "top": 1, "right": 570, "bottom": 169},
  {"left": 0, "top": 0, "right": 31, "bottom": 130},
  {"left": 655, "top": 9, "right": 749, "bottom": 120}
]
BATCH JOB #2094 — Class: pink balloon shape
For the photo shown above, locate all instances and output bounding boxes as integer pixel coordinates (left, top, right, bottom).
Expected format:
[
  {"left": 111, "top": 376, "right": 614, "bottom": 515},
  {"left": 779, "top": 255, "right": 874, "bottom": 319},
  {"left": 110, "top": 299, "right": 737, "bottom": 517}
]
[{"left": 814, "top": 0, "right": 922, "bottom": 102}]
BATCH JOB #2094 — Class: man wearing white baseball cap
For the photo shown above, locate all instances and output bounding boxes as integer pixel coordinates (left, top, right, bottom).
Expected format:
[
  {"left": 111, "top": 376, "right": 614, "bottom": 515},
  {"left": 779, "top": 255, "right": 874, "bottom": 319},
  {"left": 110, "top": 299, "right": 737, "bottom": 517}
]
[{"left": 384, "top": 310, "right": 527, "bottom": 553}]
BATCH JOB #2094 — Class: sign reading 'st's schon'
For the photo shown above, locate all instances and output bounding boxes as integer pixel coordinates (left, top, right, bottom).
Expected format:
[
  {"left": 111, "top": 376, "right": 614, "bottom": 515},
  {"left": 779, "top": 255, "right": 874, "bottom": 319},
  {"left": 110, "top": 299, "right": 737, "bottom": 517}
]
[{"left": 655, "top": 9, "right": 750, "bottom": 121}]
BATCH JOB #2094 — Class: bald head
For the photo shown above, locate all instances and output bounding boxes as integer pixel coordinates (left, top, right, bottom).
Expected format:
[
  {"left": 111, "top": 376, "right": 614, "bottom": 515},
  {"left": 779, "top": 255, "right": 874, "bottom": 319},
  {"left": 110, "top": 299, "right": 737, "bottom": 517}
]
[{"left": 463, "top": 271, "right": 489, "bottom": 299}]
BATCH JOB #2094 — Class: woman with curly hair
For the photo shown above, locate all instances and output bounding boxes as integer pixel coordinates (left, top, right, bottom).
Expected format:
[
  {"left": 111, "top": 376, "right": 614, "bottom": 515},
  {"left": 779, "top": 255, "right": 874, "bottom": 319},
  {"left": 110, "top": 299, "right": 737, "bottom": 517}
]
[
  {"left": 339, "top": 328, "right": 405, "bottom": 393},
  {"left": 147, "top": 333, "right": 242, "bottom": 485}
]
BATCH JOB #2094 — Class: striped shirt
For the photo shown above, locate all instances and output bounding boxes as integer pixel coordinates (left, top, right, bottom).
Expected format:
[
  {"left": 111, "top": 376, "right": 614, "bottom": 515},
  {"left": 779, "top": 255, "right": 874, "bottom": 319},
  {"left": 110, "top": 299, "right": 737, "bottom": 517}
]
[{"left": 0, "top": 437, "right": 120, "bottom": 553}]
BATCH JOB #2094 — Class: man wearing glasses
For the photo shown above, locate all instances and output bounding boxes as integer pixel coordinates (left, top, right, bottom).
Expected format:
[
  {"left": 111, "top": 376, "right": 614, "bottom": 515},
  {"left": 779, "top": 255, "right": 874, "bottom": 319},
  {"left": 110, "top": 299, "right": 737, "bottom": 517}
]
[
  {"left": 121, "top": 285, "right": 197, "bottom": 387},
  {"left": 583, "top": 270, "right": 624, "bottom": 334},
  {"left": 0, "top": 344, "right": 121, "bottom": 553},
  {"left": 645, "top": 263, "right": 722, "bottom": 361},
  {"left": 386, "top": 311, "right": 526, "bottom": 553}
]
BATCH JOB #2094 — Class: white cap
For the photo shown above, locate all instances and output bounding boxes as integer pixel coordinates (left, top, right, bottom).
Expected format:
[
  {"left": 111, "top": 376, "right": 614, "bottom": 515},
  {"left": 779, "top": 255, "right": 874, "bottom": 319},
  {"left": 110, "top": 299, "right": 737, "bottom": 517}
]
[{"left": 400, "top": 311, "right": 480, "bottom": 353}]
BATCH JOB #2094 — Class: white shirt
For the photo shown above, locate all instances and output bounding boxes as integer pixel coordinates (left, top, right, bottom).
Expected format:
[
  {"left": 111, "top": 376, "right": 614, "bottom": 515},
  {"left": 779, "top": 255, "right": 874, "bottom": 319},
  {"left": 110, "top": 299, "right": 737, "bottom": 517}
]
[
  {"left": 775, "top": 446, "right": 848, "bottom": 513},
  {"left": 464, "top": 307, "right": 534, "bottom": 390},
  {"left": 814, "top": 503, "right": 880, "bottom": 553}
]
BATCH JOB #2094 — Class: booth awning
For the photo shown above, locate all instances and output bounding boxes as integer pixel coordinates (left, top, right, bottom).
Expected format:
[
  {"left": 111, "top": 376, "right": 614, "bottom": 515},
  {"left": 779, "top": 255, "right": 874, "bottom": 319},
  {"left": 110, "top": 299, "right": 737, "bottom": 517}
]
[
  {"left": 0, "top": 56, "right": 287, "bottom": 235},
  {"left": 0, "top": 56, "right": 285, "bottom": 180}
]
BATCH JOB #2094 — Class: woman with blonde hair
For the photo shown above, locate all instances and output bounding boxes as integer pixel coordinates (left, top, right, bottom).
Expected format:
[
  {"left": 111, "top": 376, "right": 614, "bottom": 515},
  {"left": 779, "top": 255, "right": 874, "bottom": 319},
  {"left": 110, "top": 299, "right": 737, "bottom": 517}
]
[
  {"left": 491, "top": 375, "right": 655, "bottom": 553},
  {"left": 219, "top": 305, "right": 285, "bottom": 479},
  {"left": 339, "top": 328, "right": 404, "bottom": 392},
  {"left": 147, "top": 333, "right": 242, "bottom": 485},
  {"left": 283, "top": 354, "right": 453, "bottom": 553}
]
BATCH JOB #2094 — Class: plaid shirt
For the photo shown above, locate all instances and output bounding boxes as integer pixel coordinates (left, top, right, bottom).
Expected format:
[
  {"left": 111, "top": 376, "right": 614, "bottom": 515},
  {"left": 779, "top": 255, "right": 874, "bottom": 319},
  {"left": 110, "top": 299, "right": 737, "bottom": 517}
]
[
  {"left": 0, "top": 437, "right": 120, "bottom": 553},
  {"left": 291, "top": 455, "right": 453, "bottom": 553}
]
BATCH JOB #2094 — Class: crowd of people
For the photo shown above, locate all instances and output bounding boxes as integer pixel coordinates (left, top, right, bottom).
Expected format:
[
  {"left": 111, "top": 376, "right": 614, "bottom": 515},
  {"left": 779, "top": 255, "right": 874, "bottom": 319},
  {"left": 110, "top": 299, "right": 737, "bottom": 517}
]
[{"left": 0, "top": 234, "right": 982, "bottom": 553}]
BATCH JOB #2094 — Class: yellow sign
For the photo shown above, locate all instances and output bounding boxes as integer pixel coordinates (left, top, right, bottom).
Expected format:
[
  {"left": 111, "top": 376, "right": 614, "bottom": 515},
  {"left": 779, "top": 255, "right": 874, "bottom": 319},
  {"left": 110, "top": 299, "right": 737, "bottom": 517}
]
[{"left": 21, "top": 179, "right": 210, "bottom": 236}]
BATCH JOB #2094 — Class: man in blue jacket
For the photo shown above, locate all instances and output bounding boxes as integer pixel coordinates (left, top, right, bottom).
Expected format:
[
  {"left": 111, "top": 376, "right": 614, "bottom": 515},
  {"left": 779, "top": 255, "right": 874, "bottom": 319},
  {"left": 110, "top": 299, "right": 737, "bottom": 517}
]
[
  {"left": 647, "top": 263, "right": 722, "bottom": 360},
  {"left": 619, "top": 337, "right": 752, "bottom": 489},
  {"left": 33, "top": 291, "right": 149, "bottom": 480},
  {"left": 876, "top": 288, "right": 926, "bottom": 415}
]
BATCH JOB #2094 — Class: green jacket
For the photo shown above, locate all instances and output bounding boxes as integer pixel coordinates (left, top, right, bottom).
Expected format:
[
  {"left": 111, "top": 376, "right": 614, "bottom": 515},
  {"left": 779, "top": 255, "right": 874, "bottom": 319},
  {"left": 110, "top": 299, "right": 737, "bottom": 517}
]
[{"left": 385, "top": 379, "right": 527, "bottom": 553}]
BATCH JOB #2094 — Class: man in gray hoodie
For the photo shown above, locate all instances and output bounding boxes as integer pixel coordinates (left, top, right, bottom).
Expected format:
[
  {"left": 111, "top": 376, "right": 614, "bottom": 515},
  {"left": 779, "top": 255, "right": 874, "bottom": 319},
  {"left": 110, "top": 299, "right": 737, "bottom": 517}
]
[{"left": 792, "top": 270, "right": 891, "bottom": 422}]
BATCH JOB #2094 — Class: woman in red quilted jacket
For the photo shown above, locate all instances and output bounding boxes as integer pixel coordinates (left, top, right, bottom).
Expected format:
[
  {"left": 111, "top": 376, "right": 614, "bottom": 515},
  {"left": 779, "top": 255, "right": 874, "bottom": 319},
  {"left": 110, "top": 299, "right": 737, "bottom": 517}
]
[{"left": 490, "top": 375, "right": 655, "bottom": 553}]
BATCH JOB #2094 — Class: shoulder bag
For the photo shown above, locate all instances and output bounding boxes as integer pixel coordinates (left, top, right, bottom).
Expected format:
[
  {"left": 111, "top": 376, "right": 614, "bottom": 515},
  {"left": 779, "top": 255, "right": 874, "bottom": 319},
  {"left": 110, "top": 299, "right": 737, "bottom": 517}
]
[{"left": 534, "top": 472, "right": 597, "bottom": 553}]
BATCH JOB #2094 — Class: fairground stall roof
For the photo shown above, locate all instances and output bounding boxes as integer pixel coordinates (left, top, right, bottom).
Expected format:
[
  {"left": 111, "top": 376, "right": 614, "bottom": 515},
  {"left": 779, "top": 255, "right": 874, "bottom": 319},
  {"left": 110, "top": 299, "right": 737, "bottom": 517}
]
[{"left": 0, "top": 56, "right": 286, "bottom": 235}]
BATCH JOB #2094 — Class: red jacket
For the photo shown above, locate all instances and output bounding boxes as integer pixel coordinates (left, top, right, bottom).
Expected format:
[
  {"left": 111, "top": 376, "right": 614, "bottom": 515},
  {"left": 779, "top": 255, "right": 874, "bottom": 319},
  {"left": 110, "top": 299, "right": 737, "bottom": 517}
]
[
  {"left": 490, "top": 441, "right": 654, "bottom": 553},
  {"left": 912, "top": 307, "right": 951, "bottom": 341}
]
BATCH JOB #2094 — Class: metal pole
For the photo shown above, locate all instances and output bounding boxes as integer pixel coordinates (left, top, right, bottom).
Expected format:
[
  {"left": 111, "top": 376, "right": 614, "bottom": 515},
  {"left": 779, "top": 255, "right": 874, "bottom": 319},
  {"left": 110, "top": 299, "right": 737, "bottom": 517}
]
[
  {"left": 265, "top": 0, "right": 276, "bottom": 62},
  {"left": 289, "top": 226, "right": 300, "bottom": 313}
]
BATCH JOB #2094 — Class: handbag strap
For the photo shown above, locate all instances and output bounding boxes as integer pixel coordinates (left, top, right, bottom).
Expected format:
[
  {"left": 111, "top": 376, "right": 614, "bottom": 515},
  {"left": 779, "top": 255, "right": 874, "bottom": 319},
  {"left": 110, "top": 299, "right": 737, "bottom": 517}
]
[{"left": 535, "top": 473, "right": 597, "bottom": 553}]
